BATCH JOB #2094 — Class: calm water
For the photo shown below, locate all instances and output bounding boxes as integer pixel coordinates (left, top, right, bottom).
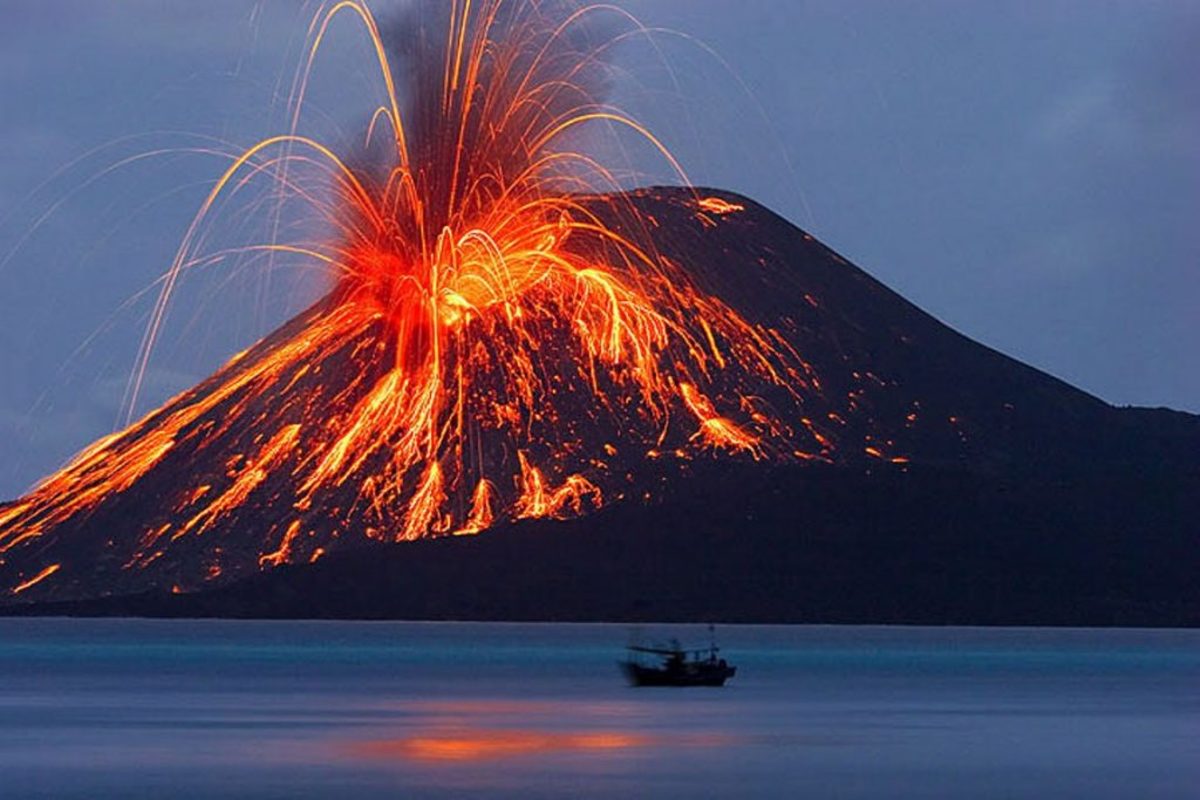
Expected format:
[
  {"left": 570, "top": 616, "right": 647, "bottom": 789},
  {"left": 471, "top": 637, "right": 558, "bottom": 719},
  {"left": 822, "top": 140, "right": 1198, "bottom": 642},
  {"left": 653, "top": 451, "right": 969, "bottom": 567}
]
[{"left": 0, "top": 620, "right": 1196, "bottom": 799}]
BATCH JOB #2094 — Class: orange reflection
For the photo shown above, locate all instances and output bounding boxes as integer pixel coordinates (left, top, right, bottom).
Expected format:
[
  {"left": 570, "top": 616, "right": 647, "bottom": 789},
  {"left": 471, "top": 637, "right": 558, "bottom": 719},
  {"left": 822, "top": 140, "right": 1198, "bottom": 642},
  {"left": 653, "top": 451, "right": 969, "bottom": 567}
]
[{"left": 352, "top": 729, "right": 651, "bottom": 762}]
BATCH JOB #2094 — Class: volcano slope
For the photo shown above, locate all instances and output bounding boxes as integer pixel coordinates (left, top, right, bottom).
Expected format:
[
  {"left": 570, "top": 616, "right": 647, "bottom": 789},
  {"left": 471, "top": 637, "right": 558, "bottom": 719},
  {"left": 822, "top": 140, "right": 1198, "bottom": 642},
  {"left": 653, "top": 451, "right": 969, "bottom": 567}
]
[{"left": 2, "top": 187, "right": 1197, "bottom": 622}]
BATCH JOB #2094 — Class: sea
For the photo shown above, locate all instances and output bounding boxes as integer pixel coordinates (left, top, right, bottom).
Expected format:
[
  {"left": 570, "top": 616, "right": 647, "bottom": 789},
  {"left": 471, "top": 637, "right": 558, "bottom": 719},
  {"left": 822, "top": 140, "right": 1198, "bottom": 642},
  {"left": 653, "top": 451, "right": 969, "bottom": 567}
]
[{"left": 0, "top": 619, "right": 1195, "bottom": 799}]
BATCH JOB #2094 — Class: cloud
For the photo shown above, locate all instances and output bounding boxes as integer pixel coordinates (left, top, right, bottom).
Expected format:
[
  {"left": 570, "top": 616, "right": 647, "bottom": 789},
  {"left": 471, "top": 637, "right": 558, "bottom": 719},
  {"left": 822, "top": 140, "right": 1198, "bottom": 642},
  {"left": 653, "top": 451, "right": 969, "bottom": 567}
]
[{"left": 1032, "top": 18, "right": 1200, "bottom": 162}]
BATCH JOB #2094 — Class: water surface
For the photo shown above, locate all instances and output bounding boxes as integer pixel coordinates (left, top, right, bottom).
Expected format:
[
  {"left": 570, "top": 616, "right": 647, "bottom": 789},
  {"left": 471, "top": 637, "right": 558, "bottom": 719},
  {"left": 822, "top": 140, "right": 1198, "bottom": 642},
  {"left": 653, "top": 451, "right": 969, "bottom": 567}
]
[{"left": 1, "top": 620, "right": 1196, "bottom": 798}]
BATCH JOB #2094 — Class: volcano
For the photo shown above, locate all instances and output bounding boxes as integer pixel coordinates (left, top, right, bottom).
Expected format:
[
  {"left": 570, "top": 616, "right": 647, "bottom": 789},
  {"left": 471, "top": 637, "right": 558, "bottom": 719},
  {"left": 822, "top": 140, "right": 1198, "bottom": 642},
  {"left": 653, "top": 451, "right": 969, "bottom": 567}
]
[{"left": 2, "top": 186, "right": 1197, "bottom": 620}]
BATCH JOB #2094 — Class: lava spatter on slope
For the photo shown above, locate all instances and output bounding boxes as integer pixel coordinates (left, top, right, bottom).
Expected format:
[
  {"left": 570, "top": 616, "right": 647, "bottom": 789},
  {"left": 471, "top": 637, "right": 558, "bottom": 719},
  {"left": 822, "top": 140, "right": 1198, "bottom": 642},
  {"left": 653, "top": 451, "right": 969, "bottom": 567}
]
[{"left": 0, "top": 2, "right": 856, "bottom": 601}]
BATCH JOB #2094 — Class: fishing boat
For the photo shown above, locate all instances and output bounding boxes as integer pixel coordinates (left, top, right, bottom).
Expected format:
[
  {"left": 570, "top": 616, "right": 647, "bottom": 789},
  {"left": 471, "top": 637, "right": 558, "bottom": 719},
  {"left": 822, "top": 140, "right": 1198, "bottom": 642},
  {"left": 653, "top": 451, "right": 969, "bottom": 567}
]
[{"left": 619, "top": 633, "right": 736, "bottom": 687}]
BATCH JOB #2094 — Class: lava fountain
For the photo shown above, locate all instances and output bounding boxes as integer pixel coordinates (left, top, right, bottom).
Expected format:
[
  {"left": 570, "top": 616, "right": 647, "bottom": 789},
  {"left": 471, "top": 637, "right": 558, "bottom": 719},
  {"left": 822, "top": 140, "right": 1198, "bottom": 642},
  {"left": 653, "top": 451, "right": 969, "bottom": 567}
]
[{"left": 0, "top": 0, "right": 837, "bottom": 600}]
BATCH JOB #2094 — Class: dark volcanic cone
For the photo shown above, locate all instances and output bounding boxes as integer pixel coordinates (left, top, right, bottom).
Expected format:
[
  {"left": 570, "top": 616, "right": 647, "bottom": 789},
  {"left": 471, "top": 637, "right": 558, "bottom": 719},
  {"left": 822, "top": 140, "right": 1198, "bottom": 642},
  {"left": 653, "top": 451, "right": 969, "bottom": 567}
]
[{"left": 1, "top": 187, "right": 1196, "bottom": 605}]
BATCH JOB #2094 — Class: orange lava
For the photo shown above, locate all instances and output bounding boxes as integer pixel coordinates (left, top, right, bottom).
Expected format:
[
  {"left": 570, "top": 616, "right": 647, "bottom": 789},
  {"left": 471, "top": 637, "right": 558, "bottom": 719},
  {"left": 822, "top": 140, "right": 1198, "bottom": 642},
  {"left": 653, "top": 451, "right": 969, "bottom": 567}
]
[
  {"left": 0, "top": 1, "right": 857, "bottom": 596},
  {"left": 697, "top": 196, "right": 745, "bottom": 215},
  {"left": 11, "top": 563, "right": 60, "bottom": 596}
]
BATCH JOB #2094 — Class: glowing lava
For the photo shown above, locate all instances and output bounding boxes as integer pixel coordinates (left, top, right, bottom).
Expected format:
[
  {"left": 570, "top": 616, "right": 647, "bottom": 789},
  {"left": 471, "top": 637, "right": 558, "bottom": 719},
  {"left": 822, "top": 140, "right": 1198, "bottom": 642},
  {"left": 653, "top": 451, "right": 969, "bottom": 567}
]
[{"left": 0, "top": 0, "right": 853, "bottom": 600}]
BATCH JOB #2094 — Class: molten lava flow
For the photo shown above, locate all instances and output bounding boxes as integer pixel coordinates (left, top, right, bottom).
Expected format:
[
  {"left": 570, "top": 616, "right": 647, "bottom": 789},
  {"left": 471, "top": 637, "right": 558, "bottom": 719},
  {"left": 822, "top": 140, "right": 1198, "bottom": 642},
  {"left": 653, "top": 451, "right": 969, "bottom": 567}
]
[
  {"left": 697, "top": 196, "right": 745, "bottom": 215},
  {"left": 0, "top": 0, "right": 846, "bottom": 599},
  {"left": 11, "top": 563, "right": 60, "bottom": 596},
  {"left": 679, "top": 382, "right": 761, "bottom": 457}
]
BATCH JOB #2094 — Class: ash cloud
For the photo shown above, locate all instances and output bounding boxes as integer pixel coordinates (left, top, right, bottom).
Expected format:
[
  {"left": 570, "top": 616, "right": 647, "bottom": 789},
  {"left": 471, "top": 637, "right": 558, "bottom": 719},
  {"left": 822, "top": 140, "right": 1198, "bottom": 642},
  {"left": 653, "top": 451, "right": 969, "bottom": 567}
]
[{"left": 351, "top": 0, "right": 625, "bottom": 185}]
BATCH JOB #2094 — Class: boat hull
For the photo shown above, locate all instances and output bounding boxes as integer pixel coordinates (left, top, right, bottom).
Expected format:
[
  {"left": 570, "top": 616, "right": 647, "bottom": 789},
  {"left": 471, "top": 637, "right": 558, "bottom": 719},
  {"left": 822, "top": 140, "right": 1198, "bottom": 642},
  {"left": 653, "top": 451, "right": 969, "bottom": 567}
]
[{"left": 620, "top": 660, "right": 736, "bottom": 687}]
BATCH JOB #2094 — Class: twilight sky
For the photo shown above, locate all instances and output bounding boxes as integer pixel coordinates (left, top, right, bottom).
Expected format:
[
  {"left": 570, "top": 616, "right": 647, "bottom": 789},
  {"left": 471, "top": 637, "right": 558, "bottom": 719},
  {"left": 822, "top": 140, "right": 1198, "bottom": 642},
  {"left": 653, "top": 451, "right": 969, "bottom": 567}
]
[{"left": 0, "top": 1, "right": 1196, "bottom": 498}]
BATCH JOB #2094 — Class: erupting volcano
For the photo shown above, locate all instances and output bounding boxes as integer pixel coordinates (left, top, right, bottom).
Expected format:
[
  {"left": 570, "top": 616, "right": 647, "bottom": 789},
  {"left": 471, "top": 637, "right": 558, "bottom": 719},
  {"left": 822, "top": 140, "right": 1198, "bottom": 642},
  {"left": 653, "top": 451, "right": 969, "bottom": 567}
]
[
  {"left": 2, "top": 1, "right": 1196, "bottom": 615},
  {"left": 0, "top": 1, "right": 838, "bottom": 602}
]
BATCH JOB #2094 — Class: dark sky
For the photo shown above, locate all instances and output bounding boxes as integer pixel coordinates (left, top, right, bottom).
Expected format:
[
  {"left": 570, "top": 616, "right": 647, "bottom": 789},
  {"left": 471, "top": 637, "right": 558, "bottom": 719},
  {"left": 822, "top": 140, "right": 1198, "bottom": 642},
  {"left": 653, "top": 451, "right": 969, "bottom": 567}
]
[{"left": 0, "top": 1, "right": 1196, "bottom": 498}]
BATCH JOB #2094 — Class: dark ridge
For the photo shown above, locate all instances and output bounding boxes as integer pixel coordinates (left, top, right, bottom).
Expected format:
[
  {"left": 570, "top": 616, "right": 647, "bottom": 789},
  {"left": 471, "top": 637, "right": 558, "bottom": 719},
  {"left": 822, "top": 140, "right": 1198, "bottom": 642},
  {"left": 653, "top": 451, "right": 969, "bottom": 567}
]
[{"left": 8, "top": 463, "right": 1197, "bottom": 626}]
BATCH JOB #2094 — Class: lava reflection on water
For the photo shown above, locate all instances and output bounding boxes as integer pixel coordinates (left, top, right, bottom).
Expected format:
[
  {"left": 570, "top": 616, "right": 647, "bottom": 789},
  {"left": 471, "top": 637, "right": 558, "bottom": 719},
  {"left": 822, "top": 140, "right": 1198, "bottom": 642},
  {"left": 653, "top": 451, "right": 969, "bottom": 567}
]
[{"left": 351, "top": 728, "right": 652, "bottom": 762}]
